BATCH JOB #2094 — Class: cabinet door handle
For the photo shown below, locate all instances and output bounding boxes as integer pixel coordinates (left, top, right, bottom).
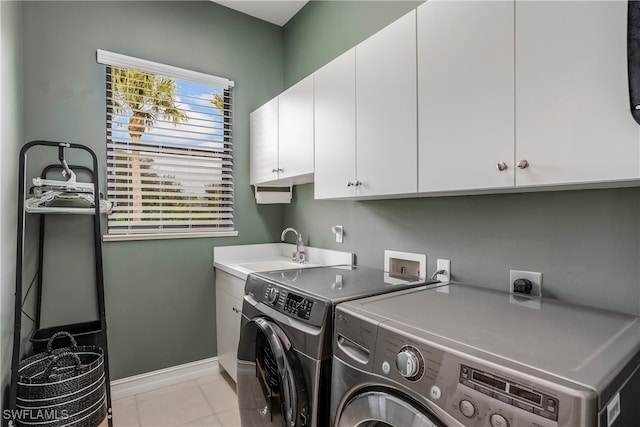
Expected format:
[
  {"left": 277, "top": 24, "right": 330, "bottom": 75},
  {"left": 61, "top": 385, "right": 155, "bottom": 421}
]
[
  {"left": 272, "top": 168, "right": 278, "bottom": 173},
  {"left": 347, "top": 181, "right": 353, "bottom": 187},
  {"left": 517, "top": 160, "right": 529, "bottom": 169},
  {"left": 496, "top": 162, "right": 508, "bottom": 172},
  {"left": 354, "top": 180, "right": 362, "bottom": 187},
  {"left": 278, "top": 168, "right": 284, "bottom": 172}
]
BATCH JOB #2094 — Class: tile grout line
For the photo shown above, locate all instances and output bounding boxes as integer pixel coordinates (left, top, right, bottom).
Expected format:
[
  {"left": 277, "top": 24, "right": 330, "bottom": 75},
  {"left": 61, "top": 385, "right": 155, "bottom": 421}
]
[{"left": 196, "top": 381, "right": 220, "bottom": 425}]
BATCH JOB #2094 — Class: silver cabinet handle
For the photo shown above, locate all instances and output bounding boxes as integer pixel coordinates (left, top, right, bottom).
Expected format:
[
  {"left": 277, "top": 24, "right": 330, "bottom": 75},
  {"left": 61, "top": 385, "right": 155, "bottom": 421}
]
[
  {"left": 278, "top": 168, "right": 284, "bottom": 172},
  {"left": 496, "top": 162, "right": 508, "bottom": 172},
  {"left": 354, "top": 180, "right": 362, "bottom": 187},
  {"left": 272, "top": 168, "right": 278, "bottom": 173},
  {"left": 347, "top": 181, "right": 353, "bottom": 187},
  {"left": 517, "top": 160, "right": 529, "bottom": 169}
]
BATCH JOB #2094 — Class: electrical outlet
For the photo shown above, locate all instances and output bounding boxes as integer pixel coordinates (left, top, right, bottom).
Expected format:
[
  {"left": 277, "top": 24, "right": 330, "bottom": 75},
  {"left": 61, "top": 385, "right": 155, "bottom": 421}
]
[
  {"left": 509, "top": 270, "right": 542, "bottom": 297},
  {"left": 436, "top": 259, "right": 451, "bottom": 283}
]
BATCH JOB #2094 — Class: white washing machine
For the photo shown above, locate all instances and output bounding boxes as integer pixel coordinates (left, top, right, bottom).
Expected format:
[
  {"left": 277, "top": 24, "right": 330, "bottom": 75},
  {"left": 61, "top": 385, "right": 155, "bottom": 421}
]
[{"left": 331, "top": 283, "right": 640, "bottom": 427}]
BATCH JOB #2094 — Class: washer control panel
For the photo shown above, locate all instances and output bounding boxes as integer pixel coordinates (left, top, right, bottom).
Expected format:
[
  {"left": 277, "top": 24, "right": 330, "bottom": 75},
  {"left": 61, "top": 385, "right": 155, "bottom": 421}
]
[
  {"left": 261, "top": 284, "right": 323, "bottom": 325},
  {"left": 283, "top": 292, "right": 314, "bottom": 320}
]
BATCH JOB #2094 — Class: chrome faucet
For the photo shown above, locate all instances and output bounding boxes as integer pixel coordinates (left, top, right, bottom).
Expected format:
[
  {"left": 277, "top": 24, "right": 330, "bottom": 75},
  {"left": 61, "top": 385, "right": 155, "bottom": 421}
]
[{"left": 281, "top": 227, "right": 306, "bottom": 263}]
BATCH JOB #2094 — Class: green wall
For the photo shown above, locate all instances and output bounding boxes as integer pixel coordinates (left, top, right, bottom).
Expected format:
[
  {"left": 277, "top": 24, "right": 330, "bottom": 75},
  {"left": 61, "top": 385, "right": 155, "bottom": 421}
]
[
  {"left": 283, "top": 0, "right": 422, "bottom": 87},
  {"left": 20, "top": 1, "right": 285, "bottom": 379},
  {"left": 282, "top": 2, "right": 640, "bottom": 315},
  {"left": 1, "top": 0, "right": 23, "bottom": 409}
]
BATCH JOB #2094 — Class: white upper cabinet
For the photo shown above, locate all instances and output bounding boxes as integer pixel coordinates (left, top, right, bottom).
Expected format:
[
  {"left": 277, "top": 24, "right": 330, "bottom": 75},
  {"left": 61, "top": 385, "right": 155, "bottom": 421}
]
[
  {"left": 278, "top": 74, "right": 314, "bottom": 182},
  {"left": 314, "top": 48, "right": 357, "bottom": 199},
  {"left": 417, "top": 0, "right": 515, "bottom": 192},
  {"left": 256, "top": 0, "right": 640, "bottom": 198},
  {"left": 516, "top": 0, "right": 639, "bottom": 187},
  {"left": 249, "top": 75, "right": 314, "bottom": 186},
  {"left": 249, "top": 97, "right": 278, "bottom": 185},
  {"left": 355, "top": 10, "right": 418, "bottom": 197}
]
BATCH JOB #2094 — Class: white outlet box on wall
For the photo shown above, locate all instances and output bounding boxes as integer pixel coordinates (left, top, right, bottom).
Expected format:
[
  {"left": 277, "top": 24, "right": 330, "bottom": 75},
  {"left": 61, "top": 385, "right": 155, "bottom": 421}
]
[{"left": 384, "top": 250, "right": 427, "bottom": 282}]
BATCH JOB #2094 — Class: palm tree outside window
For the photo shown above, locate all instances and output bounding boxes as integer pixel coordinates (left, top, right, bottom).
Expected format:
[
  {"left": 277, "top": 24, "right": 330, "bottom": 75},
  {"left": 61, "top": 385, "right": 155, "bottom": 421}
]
[{"left": 99, "top": 50, "right": 235, "bottom": 240}]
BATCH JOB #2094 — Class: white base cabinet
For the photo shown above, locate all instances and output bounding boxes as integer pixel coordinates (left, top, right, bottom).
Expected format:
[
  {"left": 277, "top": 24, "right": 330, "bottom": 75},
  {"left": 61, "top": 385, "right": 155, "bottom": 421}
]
[{"left": 214, "top": 269, "right": 244, "bottom": 382}]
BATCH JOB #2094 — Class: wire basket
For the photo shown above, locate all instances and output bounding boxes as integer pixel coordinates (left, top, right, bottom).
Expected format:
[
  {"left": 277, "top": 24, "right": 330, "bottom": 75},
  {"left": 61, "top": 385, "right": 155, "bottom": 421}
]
[
  {"left": 30, "top": 321, "right": 102, "bottom": 354},
  {"left": 15, "top": 332, "right": 106, "bottom": 427}
]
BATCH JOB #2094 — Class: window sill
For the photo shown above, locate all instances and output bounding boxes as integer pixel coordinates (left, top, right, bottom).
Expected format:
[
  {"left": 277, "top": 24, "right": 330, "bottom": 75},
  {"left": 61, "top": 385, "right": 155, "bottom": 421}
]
[{"left": 103, "top": 231, "right": 239, "bottom": 242}]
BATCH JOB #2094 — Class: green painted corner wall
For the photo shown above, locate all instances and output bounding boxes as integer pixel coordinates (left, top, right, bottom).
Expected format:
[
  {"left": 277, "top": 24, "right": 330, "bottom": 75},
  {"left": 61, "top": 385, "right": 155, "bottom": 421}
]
[
  {"left": 20, "top": 1, "right": 285, "bottom": 379},
  {"left": 282, "top": 2, "right": 640, "bottom": 315},
  {"left": 1, "top": 0, "right": 24, "bottom": 409},
  {"left": 283, "top": 0, "right": 423, "bottom": 87}
]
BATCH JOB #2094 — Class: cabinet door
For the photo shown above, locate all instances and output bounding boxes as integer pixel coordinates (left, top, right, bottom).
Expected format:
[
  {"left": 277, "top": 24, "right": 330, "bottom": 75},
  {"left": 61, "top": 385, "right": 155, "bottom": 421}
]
[
  {"left": 516, "top": 0, "right": 639, "bottom": 186},
  {"left": 314, "top": 48, "right": 358, "bottom": 199},
  {"left": 279, "top": 75, "right": 314, "bottom": 181},
  {"left": 215, "top": 286, "right": 242, "bottom": 382},
  {"left": 249, "top": 97, "right": 279, "bottom": 185},
  {"left": 418, "top": 0, "right": 515, "bottom": 192},
  {"left": 356, "top": 10, "right": 418, "bottom": 197}
]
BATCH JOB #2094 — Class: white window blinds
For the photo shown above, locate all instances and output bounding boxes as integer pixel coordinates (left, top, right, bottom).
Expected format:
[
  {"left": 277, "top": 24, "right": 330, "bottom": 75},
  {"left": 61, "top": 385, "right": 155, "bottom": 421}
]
[{"left": 98, "top": 50, "right": 235, "bottom": 238}]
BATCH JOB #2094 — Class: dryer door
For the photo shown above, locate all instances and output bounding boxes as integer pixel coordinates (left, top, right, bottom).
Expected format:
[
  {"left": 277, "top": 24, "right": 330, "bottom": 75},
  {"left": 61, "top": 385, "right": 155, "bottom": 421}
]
[
  {"left": 237, "top": 317, "right": 308, "bottom": 427},
  {"left": 336, "top": 390, "right": 444, "bottom": 427}
]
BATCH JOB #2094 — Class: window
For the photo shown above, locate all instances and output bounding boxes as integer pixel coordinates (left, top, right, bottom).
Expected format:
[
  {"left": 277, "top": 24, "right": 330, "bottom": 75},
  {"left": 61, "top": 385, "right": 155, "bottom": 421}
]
[{"left": 97, "top": 50, "right": 236, "bottom": 240}]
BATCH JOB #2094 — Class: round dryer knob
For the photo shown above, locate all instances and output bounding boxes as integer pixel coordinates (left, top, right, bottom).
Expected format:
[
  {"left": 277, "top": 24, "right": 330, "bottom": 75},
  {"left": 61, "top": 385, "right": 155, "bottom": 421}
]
[
  {"left": 266, "top": 287, "right": 279, "bottom": 304},
  {"left": 396, "top": 346, "right": 423, "bottom": 380}
]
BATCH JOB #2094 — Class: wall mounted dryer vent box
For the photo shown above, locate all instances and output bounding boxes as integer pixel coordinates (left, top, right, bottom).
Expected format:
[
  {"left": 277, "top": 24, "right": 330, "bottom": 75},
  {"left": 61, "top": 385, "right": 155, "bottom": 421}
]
[{"left": 384, "top": 250, "right": 426, "bottom": 280}]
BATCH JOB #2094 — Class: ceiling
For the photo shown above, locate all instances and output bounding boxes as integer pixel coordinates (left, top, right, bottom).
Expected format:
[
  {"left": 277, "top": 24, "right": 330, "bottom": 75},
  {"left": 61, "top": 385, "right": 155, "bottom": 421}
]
[{"left": 211, "top": 0, "right": 309, "bottom": 26}]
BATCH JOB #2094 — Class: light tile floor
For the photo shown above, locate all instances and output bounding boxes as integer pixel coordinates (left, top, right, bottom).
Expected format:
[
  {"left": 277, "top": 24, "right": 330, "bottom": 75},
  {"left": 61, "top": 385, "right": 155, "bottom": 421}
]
[{"left": 112, "top": 372, "right": 240, "bottom": 427}]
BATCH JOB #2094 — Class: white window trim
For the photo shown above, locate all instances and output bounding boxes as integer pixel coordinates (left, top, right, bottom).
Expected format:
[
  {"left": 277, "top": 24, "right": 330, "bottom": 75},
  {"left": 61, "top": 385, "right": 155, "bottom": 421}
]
[
  {"left": 99, "top": 49, "right": 236, "bottom": 241},
  {"left": 97, "top": 49, "right": 234, "bottom": 89},
  {"left": 103, "top": 230, "right": 239, "bottom": 242}
]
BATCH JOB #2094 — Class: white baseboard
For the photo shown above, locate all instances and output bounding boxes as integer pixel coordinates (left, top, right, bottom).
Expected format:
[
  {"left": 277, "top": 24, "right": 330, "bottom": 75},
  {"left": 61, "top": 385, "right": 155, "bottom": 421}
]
[{"left": 110, "top": 357, "right": 220, "bottom": 400}]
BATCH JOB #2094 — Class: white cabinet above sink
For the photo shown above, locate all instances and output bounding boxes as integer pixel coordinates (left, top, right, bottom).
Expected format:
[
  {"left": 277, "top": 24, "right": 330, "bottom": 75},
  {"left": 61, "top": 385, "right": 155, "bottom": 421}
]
[{"left": 249, "top": 75, "right": 314, "bottom": 186}]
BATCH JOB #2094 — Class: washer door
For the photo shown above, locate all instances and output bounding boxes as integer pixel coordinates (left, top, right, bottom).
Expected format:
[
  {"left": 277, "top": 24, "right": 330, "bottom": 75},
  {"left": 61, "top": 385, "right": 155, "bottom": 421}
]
[
  {"left": 336, "top": 391, "right": 444, "bottom": 427},
  {"left": 237, "top": 317, "right": 308, "bottom": 427}
]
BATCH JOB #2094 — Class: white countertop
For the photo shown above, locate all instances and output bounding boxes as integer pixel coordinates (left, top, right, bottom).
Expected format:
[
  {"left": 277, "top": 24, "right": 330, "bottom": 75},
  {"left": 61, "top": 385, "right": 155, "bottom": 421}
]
[{"left": 213, "top": 243, "right": 354, "bottom": 280}]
